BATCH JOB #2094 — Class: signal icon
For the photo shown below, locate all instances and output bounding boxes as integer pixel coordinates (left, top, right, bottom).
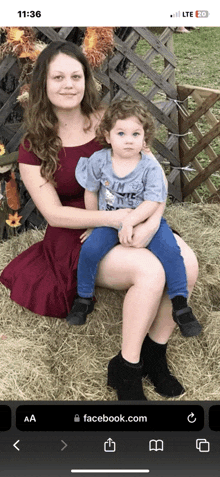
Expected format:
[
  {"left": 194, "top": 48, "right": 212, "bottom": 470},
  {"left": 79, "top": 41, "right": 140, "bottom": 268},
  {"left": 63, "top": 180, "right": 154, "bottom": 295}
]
[{"left": 170, "top": 11, "right": 181, "bottom": 17}]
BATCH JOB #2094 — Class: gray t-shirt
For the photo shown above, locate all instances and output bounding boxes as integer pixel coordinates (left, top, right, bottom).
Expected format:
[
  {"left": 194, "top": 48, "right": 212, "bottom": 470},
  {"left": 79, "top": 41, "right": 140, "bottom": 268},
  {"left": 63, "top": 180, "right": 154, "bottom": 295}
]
[{"left": 75, "top": 148, "right": 167, "bottom": 211}]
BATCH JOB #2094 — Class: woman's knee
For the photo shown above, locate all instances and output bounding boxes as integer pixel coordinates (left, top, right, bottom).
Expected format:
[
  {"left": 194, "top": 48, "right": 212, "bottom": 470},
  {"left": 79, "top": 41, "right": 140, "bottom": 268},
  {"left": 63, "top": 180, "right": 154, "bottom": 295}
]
[
  {"left": 186, "top": 250, "right": 199, "bottom": 291},
  {"left": 132, "top": 249, "right": 166, "bottom": 290},
  {"left": 175, "top": 235, "right": 199, "bottom": 291},
  {"left": 96, "top": 246, "right": 165, "bottom": 291}
]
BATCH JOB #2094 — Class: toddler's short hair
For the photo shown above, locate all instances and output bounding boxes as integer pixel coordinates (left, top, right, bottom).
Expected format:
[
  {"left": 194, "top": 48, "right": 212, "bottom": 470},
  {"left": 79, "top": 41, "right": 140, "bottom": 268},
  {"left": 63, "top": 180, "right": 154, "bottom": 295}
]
[{"left": 96, "top": 97, "right": 155, "bottom": 148}]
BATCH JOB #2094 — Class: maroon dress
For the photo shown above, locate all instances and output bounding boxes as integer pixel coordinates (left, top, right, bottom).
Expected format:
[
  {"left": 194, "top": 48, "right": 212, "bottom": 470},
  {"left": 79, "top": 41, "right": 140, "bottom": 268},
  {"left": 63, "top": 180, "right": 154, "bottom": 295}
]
[{"left": 0, "top": 138, "right": 102, "bottom": 318}]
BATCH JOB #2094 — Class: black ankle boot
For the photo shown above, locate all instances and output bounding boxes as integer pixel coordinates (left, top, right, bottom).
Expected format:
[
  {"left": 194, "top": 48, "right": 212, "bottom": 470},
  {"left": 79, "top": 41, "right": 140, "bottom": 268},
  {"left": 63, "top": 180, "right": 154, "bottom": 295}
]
[
  {"left": 107, "top": 352, "right": 147, "bottom": 401},
  {"left": 141, "top": 335, "right": 185, "bottom": 397},
  {"left": 66, "top": 296, "right": 95, "bottom": 325}
]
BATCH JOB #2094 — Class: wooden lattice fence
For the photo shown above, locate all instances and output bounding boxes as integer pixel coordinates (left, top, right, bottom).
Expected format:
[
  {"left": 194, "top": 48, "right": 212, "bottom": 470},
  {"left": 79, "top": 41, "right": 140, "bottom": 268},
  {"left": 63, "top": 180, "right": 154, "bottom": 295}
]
[
  {"left": 178, "top": 84, "right": 220, "bottom": 203},
  {"left": 0, "top": 26, "right": 182, "bottom": 239},
  {"left": 1, "top": 27, "right": 220, "bottom": 240}
]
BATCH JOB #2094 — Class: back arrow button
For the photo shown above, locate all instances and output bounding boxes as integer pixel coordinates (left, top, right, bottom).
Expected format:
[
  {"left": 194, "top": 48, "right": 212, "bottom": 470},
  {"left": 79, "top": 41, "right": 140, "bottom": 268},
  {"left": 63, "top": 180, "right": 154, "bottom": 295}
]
[{"left": 13, "top": 440, "right": 20, "bottom": 451}]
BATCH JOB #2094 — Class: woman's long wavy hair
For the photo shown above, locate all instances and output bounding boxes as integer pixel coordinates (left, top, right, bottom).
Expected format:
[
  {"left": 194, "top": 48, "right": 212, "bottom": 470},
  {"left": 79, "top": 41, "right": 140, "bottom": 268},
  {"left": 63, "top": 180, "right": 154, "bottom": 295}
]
[{"left": 22, "top": 41, "right": 101, "bottom": 185}]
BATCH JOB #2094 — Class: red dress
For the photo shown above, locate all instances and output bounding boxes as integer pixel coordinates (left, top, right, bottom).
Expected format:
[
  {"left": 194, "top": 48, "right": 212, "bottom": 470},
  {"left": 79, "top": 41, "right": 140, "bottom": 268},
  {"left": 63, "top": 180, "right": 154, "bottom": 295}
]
[{"left": 0, "top": 139, "right": 102, "bottom": 318}]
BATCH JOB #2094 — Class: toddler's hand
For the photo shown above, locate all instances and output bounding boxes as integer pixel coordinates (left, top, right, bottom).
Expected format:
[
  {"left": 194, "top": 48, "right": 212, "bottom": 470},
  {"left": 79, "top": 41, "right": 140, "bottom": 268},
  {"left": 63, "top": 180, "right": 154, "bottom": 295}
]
[
  {"left": 80, "top": 228, "right": 94, "bottom": 243},
  {"left": 130, "top": 220, "right": 159, "bottom": 248},
  {"left": 118, "top": 223, "right": 133, "bottom": 246}
]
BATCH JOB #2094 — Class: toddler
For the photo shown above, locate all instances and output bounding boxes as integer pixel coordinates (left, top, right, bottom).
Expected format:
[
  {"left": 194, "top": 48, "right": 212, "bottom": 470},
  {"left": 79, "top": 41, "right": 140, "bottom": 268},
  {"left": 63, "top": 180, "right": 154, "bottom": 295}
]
[{"left": 66, "top": 98, "right": 201, "bottom": 338}]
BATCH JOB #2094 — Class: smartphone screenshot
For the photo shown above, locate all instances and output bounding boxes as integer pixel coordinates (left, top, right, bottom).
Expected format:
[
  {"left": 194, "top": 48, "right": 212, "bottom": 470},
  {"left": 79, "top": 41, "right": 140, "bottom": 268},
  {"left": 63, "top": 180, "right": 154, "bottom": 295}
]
[{"left": 0, "top": 1, "right": 220, "bottom": 475}]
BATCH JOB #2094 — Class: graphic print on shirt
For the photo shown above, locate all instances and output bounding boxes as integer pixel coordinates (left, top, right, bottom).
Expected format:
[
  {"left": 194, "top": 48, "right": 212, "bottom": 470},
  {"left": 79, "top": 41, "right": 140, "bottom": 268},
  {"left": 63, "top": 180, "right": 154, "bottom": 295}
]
[{"left": 104, "top": 179, "right": 143, "bottom": 210}]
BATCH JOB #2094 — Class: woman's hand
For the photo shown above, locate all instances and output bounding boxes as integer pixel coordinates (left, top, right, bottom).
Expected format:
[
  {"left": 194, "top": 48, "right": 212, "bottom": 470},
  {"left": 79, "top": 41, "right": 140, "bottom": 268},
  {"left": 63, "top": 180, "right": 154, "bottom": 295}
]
[
  {"left": 80, "top": 228, "right": 94, "bottom": 243},
  {"left": 109, "top": 208, "right": 132, "bottom": 229}
]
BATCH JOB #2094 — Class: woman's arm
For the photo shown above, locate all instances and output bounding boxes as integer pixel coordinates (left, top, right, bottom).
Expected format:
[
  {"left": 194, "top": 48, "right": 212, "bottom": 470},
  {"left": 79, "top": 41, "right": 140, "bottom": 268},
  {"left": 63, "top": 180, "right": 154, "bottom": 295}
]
[
  {"left": 79, "top": 189, "right": 99, "bottom": 243},
  {"left": 19, "top": 163, "right": 130, "bottom": 229}
]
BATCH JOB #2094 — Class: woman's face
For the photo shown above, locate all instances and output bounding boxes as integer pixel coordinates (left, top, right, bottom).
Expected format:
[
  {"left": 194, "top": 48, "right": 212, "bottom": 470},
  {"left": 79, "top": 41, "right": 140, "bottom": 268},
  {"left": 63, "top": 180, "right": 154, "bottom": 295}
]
[{"left": 46, "top": 52, "right": 85, "bottom": 112}]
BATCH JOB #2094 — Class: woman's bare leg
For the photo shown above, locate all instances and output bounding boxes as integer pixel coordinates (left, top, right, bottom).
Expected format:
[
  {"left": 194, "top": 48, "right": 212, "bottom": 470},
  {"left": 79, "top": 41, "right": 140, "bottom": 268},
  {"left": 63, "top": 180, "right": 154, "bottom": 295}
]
[
  {"left": 148, "top": 234, "right": 199, "bottom": 344},
  {"left": 96, "top": 245, "right": 165, "bottom": 363},
  {"left": 96, "top": 236, "right": 198, "bottom": 398},
  {"left": 120, "top": 254, "right": 165, "bottom": 363}
]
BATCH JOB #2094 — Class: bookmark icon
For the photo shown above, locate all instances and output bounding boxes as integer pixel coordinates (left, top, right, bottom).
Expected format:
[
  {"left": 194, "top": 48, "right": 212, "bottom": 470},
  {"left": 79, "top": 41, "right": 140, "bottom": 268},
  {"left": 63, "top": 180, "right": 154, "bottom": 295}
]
[{"left": 149, "top": 439, "right": 164, "bottom": 451}]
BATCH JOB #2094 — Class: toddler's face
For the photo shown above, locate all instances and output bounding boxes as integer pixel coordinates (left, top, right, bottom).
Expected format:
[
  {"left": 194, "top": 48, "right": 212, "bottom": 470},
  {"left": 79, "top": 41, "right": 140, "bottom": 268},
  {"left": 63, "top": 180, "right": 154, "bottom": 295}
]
[{"left": 105, "top": 116, "right": 145, "bottom": 159}]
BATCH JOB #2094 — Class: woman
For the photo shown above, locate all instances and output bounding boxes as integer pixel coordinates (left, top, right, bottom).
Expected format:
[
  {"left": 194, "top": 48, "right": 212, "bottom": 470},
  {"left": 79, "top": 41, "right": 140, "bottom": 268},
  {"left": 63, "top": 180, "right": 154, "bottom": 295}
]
[{"left": 0, "top": 41, "right": 198, "bottom": 400}]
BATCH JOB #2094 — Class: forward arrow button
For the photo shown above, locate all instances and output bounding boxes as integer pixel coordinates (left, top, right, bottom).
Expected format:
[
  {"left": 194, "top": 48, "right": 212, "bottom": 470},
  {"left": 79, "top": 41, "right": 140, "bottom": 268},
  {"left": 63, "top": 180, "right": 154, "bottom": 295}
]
[{"left": 61, "top": 440, "right": 68, "bottom": 451}]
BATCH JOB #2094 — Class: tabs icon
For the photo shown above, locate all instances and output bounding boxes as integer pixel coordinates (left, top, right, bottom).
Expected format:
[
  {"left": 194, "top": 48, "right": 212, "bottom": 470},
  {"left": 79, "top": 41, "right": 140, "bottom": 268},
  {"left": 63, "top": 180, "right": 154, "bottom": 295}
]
[{"left": 196, "top": 439, "right": 210, "bottom": 453}]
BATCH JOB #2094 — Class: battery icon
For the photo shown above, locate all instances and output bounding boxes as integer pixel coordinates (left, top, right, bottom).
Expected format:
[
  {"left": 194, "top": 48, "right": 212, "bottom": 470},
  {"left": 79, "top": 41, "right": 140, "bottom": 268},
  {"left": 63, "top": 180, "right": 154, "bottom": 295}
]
[{"left": 195, "top": 10, "right": 210, "bottom": 17}]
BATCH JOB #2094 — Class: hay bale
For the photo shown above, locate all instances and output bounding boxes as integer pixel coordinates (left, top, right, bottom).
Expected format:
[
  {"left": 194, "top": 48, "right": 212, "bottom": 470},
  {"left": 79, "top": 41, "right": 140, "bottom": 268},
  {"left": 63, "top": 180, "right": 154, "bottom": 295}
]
[{"left": 0, "top": 204, "right": 220, "bottom": 400}]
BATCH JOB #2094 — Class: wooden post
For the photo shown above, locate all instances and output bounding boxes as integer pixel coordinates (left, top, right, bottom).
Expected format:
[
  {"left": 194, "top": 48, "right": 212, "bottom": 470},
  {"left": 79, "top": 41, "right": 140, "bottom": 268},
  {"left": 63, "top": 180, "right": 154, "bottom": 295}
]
[{"left": 164, "top": 30, "right": 182, "bottom": 202}]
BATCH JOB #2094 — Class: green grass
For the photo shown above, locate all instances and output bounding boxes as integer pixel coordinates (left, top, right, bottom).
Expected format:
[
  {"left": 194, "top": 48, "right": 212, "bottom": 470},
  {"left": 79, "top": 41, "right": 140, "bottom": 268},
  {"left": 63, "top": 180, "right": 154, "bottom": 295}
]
[
  {"left": 173, "top": 27, "right": 220, "bottom": 90},
  {"left": 134, "top": 27, "right": 220, "bottom": 92}
]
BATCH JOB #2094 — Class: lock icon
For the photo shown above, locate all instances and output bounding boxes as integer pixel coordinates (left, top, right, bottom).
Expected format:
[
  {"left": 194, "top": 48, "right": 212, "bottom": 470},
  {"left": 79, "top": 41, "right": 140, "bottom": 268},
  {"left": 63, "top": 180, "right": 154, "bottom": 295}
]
[
  {"left": 74, "top": 414, "right": 80, "bottom": 423},
  {"left": 104, "top": 438, "right": 116, "bottom": 452}
]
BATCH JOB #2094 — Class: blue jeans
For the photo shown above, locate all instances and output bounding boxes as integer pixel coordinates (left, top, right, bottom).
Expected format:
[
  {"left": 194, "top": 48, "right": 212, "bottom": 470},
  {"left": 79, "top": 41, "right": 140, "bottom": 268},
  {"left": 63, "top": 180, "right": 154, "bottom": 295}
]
[{"left": 77, "top": 218, "right": 188, "bottom": 299}]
